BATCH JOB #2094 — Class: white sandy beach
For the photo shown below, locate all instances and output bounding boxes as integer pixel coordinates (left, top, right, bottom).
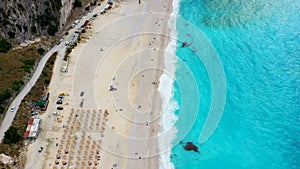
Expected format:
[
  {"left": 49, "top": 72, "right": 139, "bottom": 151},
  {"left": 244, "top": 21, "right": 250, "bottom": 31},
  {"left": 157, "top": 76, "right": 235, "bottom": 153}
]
[{"left": 24, "top": 1, "right": 174, "bottom": 169}]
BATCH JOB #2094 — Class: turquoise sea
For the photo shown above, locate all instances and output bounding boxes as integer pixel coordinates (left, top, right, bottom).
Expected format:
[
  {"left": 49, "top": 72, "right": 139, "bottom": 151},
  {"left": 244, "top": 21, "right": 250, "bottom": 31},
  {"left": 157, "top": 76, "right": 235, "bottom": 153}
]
[{"left": 170, "top": 0, "right": 300, "bottom": 168}]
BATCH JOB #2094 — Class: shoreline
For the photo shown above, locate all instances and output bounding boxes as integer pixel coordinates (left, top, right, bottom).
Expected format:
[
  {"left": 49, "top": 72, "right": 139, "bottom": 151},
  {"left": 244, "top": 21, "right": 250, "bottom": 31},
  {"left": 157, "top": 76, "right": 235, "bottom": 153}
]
[{"left": 158, "top": 0, "right": 180, "bottom": 168}]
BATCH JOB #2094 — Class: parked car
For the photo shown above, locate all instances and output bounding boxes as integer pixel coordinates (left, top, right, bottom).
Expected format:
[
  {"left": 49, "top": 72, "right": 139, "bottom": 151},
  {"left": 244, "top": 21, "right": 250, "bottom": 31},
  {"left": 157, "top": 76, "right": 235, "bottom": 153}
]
[
  {"left": 57, "top": 106, "right": 63, "bottom": 110},
  {"left": 56, "top": 100, "right": 63, "bottom": 104},
  {"left": 52, "top": 112, "right": 60, "bottom": 116},
  {"left": 10, "top": 106, "right": 15, "bottom": 112},
  {"left": 38, "top": 147, "right": 44, "bottom": 153},
  {"left": 31, "top": 111, "right": 38, "bottom": 116}
]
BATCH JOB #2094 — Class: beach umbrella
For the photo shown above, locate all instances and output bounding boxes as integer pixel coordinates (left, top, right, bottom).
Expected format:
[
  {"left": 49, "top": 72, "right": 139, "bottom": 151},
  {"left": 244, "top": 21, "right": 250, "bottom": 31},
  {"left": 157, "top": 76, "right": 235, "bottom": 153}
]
[{"left": 62, "top": 161, "right": 67, "bottom": 165}]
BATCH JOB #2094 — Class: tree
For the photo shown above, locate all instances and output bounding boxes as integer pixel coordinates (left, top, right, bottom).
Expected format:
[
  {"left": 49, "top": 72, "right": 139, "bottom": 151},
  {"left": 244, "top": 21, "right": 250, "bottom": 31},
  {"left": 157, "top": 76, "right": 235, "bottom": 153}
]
[
  {"left": 0, "top": 90, "right": 11, "bottom": 102},
  {"left": 44, "top": 79, "right": 50, "bottom": 85},
  {"left": 0, "top": 105, "right": 5, "bottom": 114},
  {"left": 0, "top": 38, "right": 12, "bottom": 53},
  {"left": 37, "top": 48, "right": 45, "bottom": 55},
  {"left": 3, "top": 127, "right": 22, "bottom": 145},
  {"left": 74, "top": 0, "right": 83, "bottom": 7},
  {"left": 47, "top": 25, "right": 58, "bottom": 36}
]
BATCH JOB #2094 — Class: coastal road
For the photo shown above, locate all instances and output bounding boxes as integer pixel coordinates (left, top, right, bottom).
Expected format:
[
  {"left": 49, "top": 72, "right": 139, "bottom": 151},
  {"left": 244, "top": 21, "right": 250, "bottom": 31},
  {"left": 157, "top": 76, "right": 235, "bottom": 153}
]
[
  {"left": 0, "top": 4, "right": 104, "bottom": 142},
  {"left": 0, "top": 44, "right": 63, "bottom": 142}
]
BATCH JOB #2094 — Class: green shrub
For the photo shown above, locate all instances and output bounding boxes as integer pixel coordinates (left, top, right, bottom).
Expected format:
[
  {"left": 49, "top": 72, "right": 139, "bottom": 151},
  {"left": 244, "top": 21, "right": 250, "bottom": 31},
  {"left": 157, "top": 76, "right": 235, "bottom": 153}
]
[
  {"left": 20, "top": 59, "right": 36, "bottom": 73},
  {"left": 74, "top": 0, "right": 83, "bottom": 7},
  {"left": 19, "top": 80, "right": 24, "bottom": 85},
  {"left": 0, "top": 105, "right": 5, "bottom": 114},
  {"left": 31, "top": 26, "right": 37, "bottom": 34},
  {"left": 12, "top": 84, "right": 20, "bottom": 91},
  {"left": 3, "top": 127, "right": 22, "bottom": 145},
  {"left": 0, "top": 90, "right": 11, "bottom": 102},
  {"left": 37, "top": 48, "right": 45, "bottom": 55},
  {"left": 0, "top": 38, "right": 12, "bottom": 53},
  {"left": 47, "top": 25, "right": 58, "bottom": 36},
  {"left": 42, "top": 71, "right": 48, "bottom": 76},
  {"left": 7, "top": 31, "right": 15, "bottom": 38},
  {"left": 17, "top": 4, "right": 25, "bottom": 12},
  {"left": 44, "top": 79, "right": 50, "bottom": 84}
]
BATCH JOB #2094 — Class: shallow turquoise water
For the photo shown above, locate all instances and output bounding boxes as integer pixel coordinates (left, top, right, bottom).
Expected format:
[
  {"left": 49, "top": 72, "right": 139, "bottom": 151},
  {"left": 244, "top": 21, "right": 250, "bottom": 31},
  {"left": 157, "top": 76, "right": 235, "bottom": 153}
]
[{"left": 171, "top": 0, "right": 300, "bottom": 168}]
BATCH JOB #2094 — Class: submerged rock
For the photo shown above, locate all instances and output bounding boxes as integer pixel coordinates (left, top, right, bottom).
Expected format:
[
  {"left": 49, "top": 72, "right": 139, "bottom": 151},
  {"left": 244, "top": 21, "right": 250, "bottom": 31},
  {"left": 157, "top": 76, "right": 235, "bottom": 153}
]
[{"left": 184, "top": 142, "right": 199, "bottom": 152}]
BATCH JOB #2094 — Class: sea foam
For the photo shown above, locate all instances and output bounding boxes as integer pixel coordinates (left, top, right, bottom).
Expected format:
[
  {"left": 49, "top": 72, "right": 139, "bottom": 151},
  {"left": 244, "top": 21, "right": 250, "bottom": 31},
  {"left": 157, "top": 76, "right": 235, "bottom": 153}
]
[{"left": 158, "top": 0, "right": 180, "bottom": 168}]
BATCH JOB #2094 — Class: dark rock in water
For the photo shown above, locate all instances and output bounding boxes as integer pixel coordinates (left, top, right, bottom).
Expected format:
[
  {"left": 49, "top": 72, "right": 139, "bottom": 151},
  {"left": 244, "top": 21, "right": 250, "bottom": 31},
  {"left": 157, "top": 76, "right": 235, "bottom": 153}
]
[{"left": 184, "top": 142, "right": 198, "bottom": 152}]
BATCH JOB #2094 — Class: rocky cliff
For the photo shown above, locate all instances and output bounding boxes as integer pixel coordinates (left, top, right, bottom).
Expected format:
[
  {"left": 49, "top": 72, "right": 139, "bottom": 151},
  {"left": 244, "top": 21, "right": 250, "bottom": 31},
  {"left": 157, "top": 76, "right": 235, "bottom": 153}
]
[{"left": 0, "top": 0, "right": 75, "bottom": 42}]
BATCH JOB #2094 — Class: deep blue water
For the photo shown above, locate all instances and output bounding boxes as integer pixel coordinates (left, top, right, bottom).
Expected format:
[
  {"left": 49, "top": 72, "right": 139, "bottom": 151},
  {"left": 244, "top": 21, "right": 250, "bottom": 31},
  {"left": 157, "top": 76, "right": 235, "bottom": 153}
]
[{"left": 171, "top": 0, "right": 300, "bottom": 168}]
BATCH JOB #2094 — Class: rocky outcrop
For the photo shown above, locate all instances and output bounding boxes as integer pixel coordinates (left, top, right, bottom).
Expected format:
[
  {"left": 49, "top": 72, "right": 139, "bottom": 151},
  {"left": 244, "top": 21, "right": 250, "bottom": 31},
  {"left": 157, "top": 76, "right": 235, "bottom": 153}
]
[
  {"left": 60, "top": 0, "right": 75, "bottom": 27},
  {"left": 184, "top": 142, "right": 199, "bottom": 152},
  {"left": 0, "top": 0, "right": 76, "bottom": 42}
]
